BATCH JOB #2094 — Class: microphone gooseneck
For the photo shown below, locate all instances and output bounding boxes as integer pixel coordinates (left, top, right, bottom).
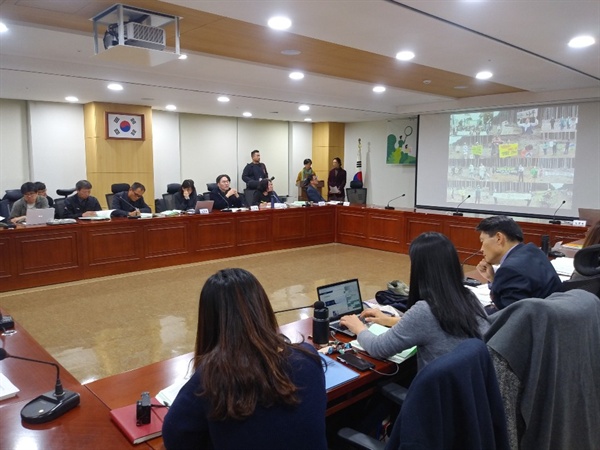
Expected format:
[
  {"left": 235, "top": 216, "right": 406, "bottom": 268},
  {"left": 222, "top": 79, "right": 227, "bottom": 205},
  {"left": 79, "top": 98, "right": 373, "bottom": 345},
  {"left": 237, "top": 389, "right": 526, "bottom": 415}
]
[
  {"left": 0, "top": 348, "right": 81, "bottom": 423},
  {"left": 453, "top": 195, "right": 471, "bottom": 216},
  {"left": 549, "top": 200, "right": 566, "bottom": 224},
  {"left": 385, "top": 193, "right": 406, "bottom": 210}
]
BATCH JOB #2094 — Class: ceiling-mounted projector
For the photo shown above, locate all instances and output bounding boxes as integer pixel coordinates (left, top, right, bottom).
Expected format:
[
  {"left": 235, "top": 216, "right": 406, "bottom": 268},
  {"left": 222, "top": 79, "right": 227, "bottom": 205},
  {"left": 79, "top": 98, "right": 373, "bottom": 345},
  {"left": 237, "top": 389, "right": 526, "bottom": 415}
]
[{"left": 104, "top": 21, "right": 166, "bottom": 51}]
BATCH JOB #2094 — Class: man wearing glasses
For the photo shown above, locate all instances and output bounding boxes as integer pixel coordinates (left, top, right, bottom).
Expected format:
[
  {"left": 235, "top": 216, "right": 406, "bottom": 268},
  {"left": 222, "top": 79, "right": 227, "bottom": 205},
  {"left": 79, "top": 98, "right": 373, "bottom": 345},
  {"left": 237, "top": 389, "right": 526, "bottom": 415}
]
[
  {"left": 9, "top": 182, "right": 49, "bottom": 224},
  {"left": 111, "top": 182, "right": 151, "bottom": 217}
]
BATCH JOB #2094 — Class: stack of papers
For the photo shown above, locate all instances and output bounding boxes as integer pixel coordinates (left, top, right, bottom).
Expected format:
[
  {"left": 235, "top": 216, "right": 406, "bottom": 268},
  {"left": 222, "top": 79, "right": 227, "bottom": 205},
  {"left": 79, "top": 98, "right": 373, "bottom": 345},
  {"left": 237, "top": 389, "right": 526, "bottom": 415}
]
[
  {"left": 551, "top": 257, "right": 575, "bottom": 278},
  {"left": 466, "top": 284, "right": 493, "bottom": 307},
  {"left": 156, "top": 377, "right": 189, "bottom": 407},
  {"left": 0, "top": 373, "right": 20, "bottom": 401},
  {"left": 350, "top": 323, "right": 417, "bottom": 364}
]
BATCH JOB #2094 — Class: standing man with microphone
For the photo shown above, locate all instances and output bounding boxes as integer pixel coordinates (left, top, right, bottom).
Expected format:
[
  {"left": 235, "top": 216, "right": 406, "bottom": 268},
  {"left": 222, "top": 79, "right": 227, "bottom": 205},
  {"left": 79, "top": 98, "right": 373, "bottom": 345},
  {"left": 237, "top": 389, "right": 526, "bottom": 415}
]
[{"left": 111, "top": 182, "right": 151, "bottom": 217}]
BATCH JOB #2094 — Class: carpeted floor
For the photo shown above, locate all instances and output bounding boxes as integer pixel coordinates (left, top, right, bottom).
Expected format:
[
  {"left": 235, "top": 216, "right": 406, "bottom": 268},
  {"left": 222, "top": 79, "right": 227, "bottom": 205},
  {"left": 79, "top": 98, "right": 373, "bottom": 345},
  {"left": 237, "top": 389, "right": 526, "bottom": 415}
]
[{"left": 1, "top": 243, "right": 412, "bottom": 383}]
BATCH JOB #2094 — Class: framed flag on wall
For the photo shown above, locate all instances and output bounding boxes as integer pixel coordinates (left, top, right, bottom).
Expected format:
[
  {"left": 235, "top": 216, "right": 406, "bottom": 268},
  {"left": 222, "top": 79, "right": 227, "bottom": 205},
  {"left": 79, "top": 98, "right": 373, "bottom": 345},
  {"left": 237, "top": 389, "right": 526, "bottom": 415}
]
[{"left": 106, "top": 112, "right": 145, "bottom": 140}]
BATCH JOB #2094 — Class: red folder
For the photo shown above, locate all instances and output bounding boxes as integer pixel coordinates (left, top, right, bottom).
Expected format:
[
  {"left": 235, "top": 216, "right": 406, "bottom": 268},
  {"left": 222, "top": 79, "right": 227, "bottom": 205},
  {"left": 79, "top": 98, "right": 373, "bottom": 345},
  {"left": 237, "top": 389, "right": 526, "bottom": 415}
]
[{"left": 110, "top": 397, "right": 169, "bottom": 444}]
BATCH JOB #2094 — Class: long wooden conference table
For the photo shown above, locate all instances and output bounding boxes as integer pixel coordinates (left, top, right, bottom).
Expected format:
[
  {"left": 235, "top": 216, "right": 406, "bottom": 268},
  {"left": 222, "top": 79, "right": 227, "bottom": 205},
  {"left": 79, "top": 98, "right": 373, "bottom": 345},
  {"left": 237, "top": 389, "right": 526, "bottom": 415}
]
[
  {"left": 2, "top": 316, "right": 403, "bottom": 449},
  {"left": 1, "top": 205, "right": 587, "bottom": 292}
]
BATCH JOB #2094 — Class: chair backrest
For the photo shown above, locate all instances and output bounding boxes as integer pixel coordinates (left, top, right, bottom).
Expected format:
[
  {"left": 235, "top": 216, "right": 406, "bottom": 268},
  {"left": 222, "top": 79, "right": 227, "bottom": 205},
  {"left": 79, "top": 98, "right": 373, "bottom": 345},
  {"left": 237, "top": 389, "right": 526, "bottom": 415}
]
[
  {"left": 53, "top": 198, "right": 66, "bottom": 219},
  {"left": 386, "top": 339, "right": 509, "bottom": 450},
  {"left": 166, "top": 183, "right": 181, "bottom": 195},
  {"left": 105, "top": 193, "right": 115, "bottom": 209},
  {"left": 56, "top": 188, "right": 76, "bottom": 198},
  {"left": 346, "top": 188, "right": 367, "bottom": 205},
  {"left": 4, "top": 189, "right": 22, "bottom": 210},
  {"left": 202, "top": 192, "right": 211, "bottom": 201},
  {"left": 206, "top": 182, "right": 217, "bottom": 192},
  {"left": 0, "top": 199, "right": 10, "bottom": 223},
  {"left": 485, "top": 290, "right": 600, "bottom": 450},
  {"left": 558, "top": 274, "right": 600, "bottom": 296},
  {"left": 574, "top": 244, "right": 600, "bottom": 276},
  {"left": 162, "top": 193, "right": 176, "bottom": 210},
  {"left": 111, "top": 183, "right": 130, "bottom": 194}
]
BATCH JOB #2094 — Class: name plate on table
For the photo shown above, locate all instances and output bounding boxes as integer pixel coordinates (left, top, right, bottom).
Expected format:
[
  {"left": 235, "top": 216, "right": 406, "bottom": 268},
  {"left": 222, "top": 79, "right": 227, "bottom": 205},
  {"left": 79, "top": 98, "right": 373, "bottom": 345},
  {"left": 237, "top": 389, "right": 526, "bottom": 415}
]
[
  {"left": 274, "top": 203, "right": 286, "bottom": 209},
  {"left": 250, "top": 205, "right": 259, "bottom": 211},
  {"left": 343, "top": 202, "right": 350, "bottom": 206},
  {"left": 573, "top": 220, "right": 587, "bottom": 226},
  {"left": 318, "top": 201, "right": 326, "bottom": 206},
  {"left": 198, "top": 209, "right": 210, "bottom": 215}
]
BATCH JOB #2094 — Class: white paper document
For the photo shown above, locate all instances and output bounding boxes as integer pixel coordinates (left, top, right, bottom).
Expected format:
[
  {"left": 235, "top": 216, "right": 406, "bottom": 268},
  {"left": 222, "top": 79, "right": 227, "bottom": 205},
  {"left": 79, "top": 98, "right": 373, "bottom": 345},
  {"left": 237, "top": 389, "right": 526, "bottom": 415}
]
[
  {"left": 156, "top": 377, "right": 189, "bottom": 407},
  {"left": 551, "top": 257, "right": 575, "bottom": 277},
  {"left": 0, "top": 372, "right": 20, "bottom": 401}
]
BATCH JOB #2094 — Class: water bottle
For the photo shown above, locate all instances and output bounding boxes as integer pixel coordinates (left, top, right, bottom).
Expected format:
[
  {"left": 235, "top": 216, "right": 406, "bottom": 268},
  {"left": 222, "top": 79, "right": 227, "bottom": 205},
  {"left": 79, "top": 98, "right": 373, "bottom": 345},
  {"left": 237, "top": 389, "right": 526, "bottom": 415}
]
[{"left": 312, "top": 301, "right": 329, "bottom": 345}]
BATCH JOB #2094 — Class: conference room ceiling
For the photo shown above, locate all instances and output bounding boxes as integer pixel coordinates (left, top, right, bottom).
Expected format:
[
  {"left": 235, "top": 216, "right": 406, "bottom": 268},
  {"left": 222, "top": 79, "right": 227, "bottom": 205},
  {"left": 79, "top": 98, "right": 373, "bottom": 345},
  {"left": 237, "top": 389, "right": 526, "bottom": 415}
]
[{"left": 0, "top": 0, "right": 598, "bottom": 123}]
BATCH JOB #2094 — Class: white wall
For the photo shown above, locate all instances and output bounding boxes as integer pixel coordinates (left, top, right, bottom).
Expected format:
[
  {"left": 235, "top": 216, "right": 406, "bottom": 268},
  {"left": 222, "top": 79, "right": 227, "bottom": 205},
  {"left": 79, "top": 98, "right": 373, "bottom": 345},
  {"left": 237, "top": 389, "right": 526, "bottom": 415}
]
[
  {"left": 152, "top": 110, "right": 181, "bottom": 194},
  {"left": 0, "top": 99, "right": 30, "bottom": 191},
  {"left": 28, "top": 101, "right": 86, "bottom": 194},
  {"left": 289, "top": 122, "right": 312, "bottom": 199},
  {"left": 345, "top": 121, "right": 416, "bottom": 208}
]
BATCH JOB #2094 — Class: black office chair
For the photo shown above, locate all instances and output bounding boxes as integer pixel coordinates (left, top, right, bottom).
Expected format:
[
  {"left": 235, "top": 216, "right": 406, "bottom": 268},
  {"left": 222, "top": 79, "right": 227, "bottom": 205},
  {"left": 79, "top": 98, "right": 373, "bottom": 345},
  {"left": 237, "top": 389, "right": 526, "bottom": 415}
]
[
  {"left": 206, "top": 182, "right": 217, "bottom": 192},
  {"left": 54, "top": 188, "right": 76, "bottom": 219},
  {"left": 0, "top": 199, "right": 10, "bottom": 224},
  {"left": 558, "top": 244, "right": 600, "bottom": 296},
  {"left": 3, "top": 189, "right": 22, "bottom": 214},
  {"left": 338, "top": 339, "right": 509, "bottom": 450},
  {"left": 106, "top": 183, "right": 130, "bottom": 209},
  {"left": 346, "top": 187, "right": 367, "bottom": 205},
  {"left": 162, "top": 183, "right": 181, "bottom": 211}
]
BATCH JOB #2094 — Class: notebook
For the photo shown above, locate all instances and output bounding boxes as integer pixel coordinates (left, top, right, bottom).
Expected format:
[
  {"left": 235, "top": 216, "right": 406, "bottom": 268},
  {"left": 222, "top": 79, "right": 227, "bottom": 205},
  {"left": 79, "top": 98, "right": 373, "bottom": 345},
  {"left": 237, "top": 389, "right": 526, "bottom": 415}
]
[
  {"left": 316, "top": 279, "right": 363, "bottom": 336},
  {"left": 110, "top": 397, "right": 169, "bottom": 444},
  {"left": 194, "top": 200, "right": 214, "bottom": 213},
  {"left": 25, "top": 207, "right": 55, "bottom": 225}
]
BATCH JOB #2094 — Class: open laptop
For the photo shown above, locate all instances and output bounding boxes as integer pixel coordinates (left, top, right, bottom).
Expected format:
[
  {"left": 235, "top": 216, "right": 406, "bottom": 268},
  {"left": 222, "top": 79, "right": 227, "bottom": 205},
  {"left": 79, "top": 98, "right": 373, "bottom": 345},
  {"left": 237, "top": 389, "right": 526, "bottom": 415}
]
[
  {"left": 25, "top": 207, "right": 55, "bottom": 225},
  {"left": 317, "top": 279, "right": 364, "bottom": 336},
  {"left": 194, "top": 200, "right": 214, "bottom": 214}
]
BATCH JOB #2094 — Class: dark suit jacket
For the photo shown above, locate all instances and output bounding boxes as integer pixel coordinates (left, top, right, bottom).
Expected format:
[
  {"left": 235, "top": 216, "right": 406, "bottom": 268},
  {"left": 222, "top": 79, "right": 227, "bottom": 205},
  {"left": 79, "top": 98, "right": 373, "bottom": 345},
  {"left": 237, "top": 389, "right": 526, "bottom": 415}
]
[
  {"left": 491, "top": 242, "right": 561, "bottom": 310},
  {"left": 210, "top": 189, "right": 243, "bottom": 210}
]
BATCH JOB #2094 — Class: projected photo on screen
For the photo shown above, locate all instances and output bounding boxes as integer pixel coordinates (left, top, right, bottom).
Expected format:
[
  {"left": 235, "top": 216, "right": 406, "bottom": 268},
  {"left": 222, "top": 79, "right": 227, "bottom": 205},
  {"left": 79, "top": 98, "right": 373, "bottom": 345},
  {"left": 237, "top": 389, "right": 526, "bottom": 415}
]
[{"left": 447, "top": 105, "right": 578, "bottom": 210}]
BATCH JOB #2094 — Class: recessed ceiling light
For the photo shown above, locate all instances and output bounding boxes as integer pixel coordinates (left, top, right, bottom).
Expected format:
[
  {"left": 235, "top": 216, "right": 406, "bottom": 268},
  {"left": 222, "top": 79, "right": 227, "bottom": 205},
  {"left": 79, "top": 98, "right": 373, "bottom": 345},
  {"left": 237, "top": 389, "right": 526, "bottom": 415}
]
[
  {"left": 422, "top": 79, "right": 432, "bottom": 85},
  {"left": 281, "top": 49, "right": 301, "bottom": 56},
  {"left": 0, "top": 22, "right": 8, "bottom": 33},
  {"left": 178, "top": 54, "right": 188, "bottom": 60},
  {"left": 298, "top": 104, "right": 310, "bottom": 112},
  {"left": 107, "top": 83, "right": 123, "bottom": 91},
  {"left": 242, "top": 112, "right": 252, "bottom": 117},
  {"left": 454, "top": 85, "right": 468, "bottom": 90},
  {"left": 373, "top": 85, "right": 386, "bottom": 93},
  {"left": 268, "top": 16, "right": 291, "bottom": 30},
  {"left": 568, "top": 35, "right": 595, "bottom": 48},
  {"left": 217, "top": 96, "right": 230, "bottom": 103},
  {"left": 165, "top": 104, "right": 177, "bottom": 111},
  {"left": 395, "top": 51, "right": 415, "bottom": 61},
  {"left": 289, "top": 71, "right": 304, "bottom": 80},
  {"left": 475, "top": 71, "right": 493, "bottom": 80},
  {"left": 65, "top": 96, "right": 79, "bottom": 102},
  {"left": 304, "top": 118, "right": 312, "bottom": 122}
]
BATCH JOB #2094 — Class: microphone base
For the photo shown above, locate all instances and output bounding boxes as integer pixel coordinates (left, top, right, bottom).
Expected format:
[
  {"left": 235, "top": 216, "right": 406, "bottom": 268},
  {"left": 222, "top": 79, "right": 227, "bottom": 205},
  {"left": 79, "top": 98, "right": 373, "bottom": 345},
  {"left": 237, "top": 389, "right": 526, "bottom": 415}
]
[
  {"left": 452, "top": 212, "right": 464, "bottom": 216},
  {"left": 549, "top": 220, "right": 561, "bottom": 224},
  {"left": 21, "top": 389, "right": 80, "bottom": 424},
  {"left": 384, "top": 206, "right": 395, "bottom": 210}
]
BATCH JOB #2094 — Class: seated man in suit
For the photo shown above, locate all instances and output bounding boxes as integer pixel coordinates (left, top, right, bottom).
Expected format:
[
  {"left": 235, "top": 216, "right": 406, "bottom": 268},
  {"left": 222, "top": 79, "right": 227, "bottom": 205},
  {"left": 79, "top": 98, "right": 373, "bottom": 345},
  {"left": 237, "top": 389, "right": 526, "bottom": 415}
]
[
  {"left": 9, "top": 181, "right": 49, "bottom": 224},
  {"left": 63, "top": 179, "right": 102, "bottom": 218},
  {"left": 305, "top": 174, "right": 325, "bottom": 203},
  {"left": 210, "top": 174, "right": 244, "bottom": 210},
  {"left": 111, "top": 182, "right": 151, "bottom": 217},
  {"left": 475, "top": 215, "right": 561, "bottom": 311}
]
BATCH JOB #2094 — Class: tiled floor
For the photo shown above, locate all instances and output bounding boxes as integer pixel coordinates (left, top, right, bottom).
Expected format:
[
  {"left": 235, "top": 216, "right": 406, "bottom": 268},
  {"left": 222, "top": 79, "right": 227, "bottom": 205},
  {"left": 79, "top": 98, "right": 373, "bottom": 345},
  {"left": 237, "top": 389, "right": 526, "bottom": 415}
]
[{"left": 1, "top": 244, "right": 412, "bottom": 383}]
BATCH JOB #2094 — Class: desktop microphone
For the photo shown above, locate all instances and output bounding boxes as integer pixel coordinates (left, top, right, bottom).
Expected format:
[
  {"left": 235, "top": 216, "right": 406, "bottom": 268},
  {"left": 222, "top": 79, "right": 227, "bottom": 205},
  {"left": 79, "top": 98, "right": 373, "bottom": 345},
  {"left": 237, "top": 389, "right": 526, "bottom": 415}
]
[
  {"left": 0, "top": 348, "right": 81, "bottom": 423},
  {"left": 385, "top": 193, "right": 406, "bottom": 210},
  {"left": 312, "top": 301, "right": 329, "bottom": 345},
  {"left": 549, "top": 200, "right": 566, "bottom": 224},
  {"left": 453, "top": 195, "right": 471, "bottom": 216},
  {"left": 461, "top": 249, "right": 483, "bottom": 286}
]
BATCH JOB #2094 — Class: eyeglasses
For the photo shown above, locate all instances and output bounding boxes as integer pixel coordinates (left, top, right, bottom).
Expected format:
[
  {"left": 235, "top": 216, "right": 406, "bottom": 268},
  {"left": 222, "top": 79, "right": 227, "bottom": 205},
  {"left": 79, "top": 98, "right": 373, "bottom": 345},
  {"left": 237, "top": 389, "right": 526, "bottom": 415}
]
[{"left": 24, "top": 192, "right": 37, "bottom": 197}]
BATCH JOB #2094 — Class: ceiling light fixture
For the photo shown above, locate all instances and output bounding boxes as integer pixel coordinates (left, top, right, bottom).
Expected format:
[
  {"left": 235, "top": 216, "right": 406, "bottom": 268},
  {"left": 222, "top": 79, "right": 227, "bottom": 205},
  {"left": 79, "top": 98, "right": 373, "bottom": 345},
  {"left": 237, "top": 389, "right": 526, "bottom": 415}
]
[
  {"left": 107, "top": 83, "right": 123, "bottom": 91},
  {"left": 217, "top": 96, "right": 230, "bottom": 103},
  {"left": 281, "top": 49, "right": 301, "bottom": 56},
  {"left": 475, "top": 71, "right": 493, "bottom": 80},
  {"left": 289, "top": 71, "right": 304, "bottom": 80},
  {"left": 298, "top": 105, "right": 310, "bottom": 112},
  {"left": 242, "top": 112, "right": 252, "bottom": 117},
  {"left": 268, "top": 16, "right": 292, "bottom": 30},
  {"left": 65, "top": 96, "right": 79, "bottom": 102},
  {"left": 568, "top": 35, "right": 595, "bottom": 48},
  {"left": 0, "top": 22, "right": 8, "bottom": 33},
  {"left": 304, "top": 118, "right": 312, "bottom": 122},
  {"left": 178, "top": 54, "right": 188, "bottom": 60},
  {"left": 395, "top": 51, "right": 415, "bottom": 61},
  {"left": 373, "top": 85, "right": 386, "bottom": 93},
  {"left": 165, "top": 104, "right": 177, "bottom": 111}
]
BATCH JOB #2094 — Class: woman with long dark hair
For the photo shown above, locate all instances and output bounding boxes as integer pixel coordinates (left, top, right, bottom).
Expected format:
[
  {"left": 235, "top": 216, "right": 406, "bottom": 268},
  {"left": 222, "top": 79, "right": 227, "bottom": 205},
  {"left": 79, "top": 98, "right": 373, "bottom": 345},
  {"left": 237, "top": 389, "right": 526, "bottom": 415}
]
[
  {"left": 341, "top": 232, "right": 489, "bottom": 370},
  {"left": 327, "top": 157, "right": 346, "bottom": 201},
  {"left": 162, "top": 268, "right": 327, "bottom": 450}
]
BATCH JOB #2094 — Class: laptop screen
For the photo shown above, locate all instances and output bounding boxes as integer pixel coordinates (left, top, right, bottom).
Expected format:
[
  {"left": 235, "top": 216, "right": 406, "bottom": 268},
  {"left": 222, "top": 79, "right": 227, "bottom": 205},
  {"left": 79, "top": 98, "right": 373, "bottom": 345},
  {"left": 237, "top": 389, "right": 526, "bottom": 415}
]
[{"left": 316, "top": 279, "right": 363, "bottom": 320}]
